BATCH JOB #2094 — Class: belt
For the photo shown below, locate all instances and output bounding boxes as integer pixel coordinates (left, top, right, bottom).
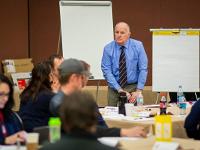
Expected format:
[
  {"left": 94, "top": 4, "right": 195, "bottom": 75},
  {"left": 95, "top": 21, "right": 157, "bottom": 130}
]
[{"left": 127, "top": 82, "right": 137, "bottom": 85}]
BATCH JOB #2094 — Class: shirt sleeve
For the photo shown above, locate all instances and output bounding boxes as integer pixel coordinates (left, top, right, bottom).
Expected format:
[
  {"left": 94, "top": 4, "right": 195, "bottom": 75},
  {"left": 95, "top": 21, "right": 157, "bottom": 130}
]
[
  {"left": 96, "top": 126, "right": 121, "bottom": 137},
  {"left": 49, "top": 93, "right": 64, "bottom": 117},
  {"left": 95, "top": 106, "right": 108, "bottom": 128},
  {"left": 136, "top": 42, "right": 148, "bottom": 90},
  {"left": 0, "top": 112, "right": 23, "bottom": 145},
  {"left": 184, "top": 100, "right": 200, "bottom": 139},
  {"left": 101, "top": 46, "right": 121, "bottom": 91}
]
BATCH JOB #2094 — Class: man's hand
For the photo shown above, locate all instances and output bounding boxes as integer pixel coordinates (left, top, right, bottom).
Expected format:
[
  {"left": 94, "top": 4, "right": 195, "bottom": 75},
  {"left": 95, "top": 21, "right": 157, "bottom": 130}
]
[
  {"left": 120, "top": 126, "right": 147, "bottom": 137},
  {"left": 129, "top": 90, "right": 143, "bottom": 103},
  {"left": 118, "top": 89, "right": 131, "bottom": 100}
]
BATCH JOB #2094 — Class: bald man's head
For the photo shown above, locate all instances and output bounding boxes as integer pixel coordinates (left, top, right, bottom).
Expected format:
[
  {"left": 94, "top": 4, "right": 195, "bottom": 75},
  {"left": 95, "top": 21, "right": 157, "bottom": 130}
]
[{"left": 114, "top": 22, "right": 131, "bottom": 45}]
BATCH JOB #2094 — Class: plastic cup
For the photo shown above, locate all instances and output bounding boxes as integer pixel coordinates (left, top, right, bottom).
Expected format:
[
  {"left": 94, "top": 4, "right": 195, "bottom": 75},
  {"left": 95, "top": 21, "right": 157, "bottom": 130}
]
[
  {"left": 26, "top": 133, "right": 39, "bottom": 150},
  {"left": 179, "top": 102, "right": 186, "bottom": 115},
  {"left": 125, "top": 103, "right": 135, "bottom": 116}
]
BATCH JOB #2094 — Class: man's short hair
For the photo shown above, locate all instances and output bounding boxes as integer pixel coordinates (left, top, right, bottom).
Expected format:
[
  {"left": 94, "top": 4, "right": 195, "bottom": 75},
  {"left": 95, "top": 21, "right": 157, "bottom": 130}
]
[
  {"left": 58, "top": 58, "right": 89, "bottom": 85},
  {"left": 59, "top": 91, "right": 97, "bottom": 132}
]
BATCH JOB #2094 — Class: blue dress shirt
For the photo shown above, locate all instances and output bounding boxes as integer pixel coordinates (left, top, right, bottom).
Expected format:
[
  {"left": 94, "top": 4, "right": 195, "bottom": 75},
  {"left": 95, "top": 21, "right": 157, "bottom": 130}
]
[{"left": 101, "top": 38, "right": 148, "bottom": 91}]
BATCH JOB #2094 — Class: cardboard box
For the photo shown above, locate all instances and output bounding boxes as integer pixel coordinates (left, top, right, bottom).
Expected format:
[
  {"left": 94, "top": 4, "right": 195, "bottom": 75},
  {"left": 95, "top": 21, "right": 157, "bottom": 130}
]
[
  {"left": 2, "top": 58, "right": 33, "bottom": 74},
  {"left": 2, "top": 58, "right": 34, "bottom": 111},
  {"left": 11, "top": 72, "right": 32, "bottom": 92},
  {"left": 11, "top": 72, "right": 32, "bottom": 112},
  {"left": 13, "top": 91, "right": 21, "bottom": 112}
]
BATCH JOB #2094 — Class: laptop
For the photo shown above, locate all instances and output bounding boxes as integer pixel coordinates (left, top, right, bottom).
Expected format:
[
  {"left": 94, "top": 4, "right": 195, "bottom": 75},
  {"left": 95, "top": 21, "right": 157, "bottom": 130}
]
[{"left": 33, "top": 126, "right": 49, "bottom": 144}]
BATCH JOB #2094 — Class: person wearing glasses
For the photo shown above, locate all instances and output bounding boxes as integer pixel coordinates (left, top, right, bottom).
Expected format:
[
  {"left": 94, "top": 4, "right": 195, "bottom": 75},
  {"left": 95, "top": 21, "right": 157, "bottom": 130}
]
[
  {"left": 0, "top": 74, "right": 26, "bottom": 144},
  {"left": 41, "top": 91, "right": 118, "bottom": 150},
  {"left": 50, "top": 58, "right": 147, "bottom": 138}
]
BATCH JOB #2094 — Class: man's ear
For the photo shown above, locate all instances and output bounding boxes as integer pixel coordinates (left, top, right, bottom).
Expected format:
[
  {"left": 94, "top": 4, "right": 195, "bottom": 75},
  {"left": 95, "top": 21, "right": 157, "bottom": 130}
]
[{"left": 69, "top": 74, "right": 77, "bottom": 82}]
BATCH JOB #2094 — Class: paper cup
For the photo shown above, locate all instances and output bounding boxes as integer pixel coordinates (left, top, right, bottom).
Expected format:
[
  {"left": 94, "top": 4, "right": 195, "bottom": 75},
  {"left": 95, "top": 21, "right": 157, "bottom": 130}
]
[
  {"left": 26, "top": 133, "right": 39, "bottom": 150},
  {"left": 125, "top": 103, "right": 135, "bottom": 116},
  {"left": 179, "top": 102, "right": 187, "bottom": 115}
]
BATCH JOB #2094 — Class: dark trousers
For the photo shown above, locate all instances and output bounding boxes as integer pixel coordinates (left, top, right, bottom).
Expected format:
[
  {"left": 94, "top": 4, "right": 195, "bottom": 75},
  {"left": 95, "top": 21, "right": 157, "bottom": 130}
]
[{"left": 107, "top": 83, "right": 137, "bottom": 106}]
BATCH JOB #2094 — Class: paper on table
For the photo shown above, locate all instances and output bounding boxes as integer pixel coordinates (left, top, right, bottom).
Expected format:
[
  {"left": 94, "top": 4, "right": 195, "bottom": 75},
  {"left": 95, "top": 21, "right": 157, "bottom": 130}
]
[
  {"left": 103, "top": 114, "right": 153, "bottom": 122},
  {"left": 143, "top": 104, "right": 160, "bottom": 108},
  {"left": 152, "top": 142, "right": 179, "bottom": 150},
  {"left": 124, "top": 116, "right": 153, "bottom": 122},
  {"left": 103, "top": 114, "right": 124, "bottom": 120},
  {"left": 99, "top": 107, "right": 119, "bottom": 116},
  {"left": 0, "top": 145, "right": 26, "bottom": 150},
  {"left": 98, "top": 137, "right": 139, "bottom": 147}
]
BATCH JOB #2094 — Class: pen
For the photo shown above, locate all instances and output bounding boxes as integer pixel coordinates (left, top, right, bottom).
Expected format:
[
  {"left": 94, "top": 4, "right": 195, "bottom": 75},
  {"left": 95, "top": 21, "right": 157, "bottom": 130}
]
[{"left": 16, "top": 135, "right": 21, "bottom": 150}]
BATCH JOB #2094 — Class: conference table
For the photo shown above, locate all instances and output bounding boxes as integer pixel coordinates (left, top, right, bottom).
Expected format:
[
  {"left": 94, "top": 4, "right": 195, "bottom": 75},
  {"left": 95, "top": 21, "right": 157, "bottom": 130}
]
[
  {"left": 102, "top": 104, "right": 191, "bottom": 138},
  {"left": 1, "top": 136, "right": 200, "bottom": 150},
  {"left": 118, "top": 136, "right": 200, "bottom": 150}
]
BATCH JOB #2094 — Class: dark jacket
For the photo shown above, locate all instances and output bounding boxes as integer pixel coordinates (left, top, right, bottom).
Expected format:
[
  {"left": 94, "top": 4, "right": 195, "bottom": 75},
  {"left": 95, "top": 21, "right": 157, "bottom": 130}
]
[
  {"left": 0, "top": 111, "right": 23, "bottom": 144},
  {"left": 40, "top": 129, "right": 118, "bottom": 150},
  {"left": 184, "top": 99, "right": 200, "bottom": 139},
  {"left": 49, "top": 91, "right": 121, "bottom": 137},
  {"left": 50, "top": 91, "right": 108, "bottom": 127},
  {"left": 19, "top": 90, "right": 55, "bottom": 132}
]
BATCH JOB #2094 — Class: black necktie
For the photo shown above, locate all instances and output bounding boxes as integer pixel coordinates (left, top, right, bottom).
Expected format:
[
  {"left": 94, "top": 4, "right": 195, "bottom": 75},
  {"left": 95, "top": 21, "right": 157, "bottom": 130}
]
[{"left": 119, "top": 46, "right": 127, "bottom": 88}]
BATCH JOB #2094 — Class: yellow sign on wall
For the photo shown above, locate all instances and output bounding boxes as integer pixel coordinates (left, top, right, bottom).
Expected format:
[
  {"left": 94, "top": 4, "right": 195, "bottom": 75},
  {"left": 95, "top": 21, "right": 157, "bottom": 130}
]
[
  {"left": 155, "top": 115, "right": 172, "bottom": 142},
  {"left": 153, "top": 30, "right": 199, "bottom": 36}
]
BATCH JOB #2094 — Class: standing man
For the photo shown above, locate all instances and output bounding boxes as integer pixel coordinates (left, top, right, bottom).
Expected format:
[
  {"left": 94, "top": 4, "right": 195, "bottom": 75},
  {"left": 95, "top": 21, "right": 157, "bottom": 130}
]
[{"left": 101, "top": 22, "right": 148, "bottom": 106}]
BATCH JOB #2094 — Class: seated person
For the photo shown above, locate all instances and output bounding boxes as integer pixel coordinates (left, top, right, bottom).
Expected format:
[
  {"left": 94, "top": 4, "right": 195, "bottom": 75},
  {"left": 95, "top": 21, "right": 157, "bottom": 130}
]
[
  {"left": 19, "top": 61, "right": 55, "bottom": 132},
  {"left": 48, "top": 54, "right": 64, "bottom": 93},
  {"left": 169, "top": 92, "right": 200, "bottom": 103},
  {"left": 41, "top": 91, "right": 118, "bottom": 150},
  {"left": 0, "top": 74, "right": 26, "bottom": 144},
  {"left": 50, "top": 58, "right": 147, "bottom": 138},
  {"left": 184, "top": 99, "right": 200, "bottom": 139}
]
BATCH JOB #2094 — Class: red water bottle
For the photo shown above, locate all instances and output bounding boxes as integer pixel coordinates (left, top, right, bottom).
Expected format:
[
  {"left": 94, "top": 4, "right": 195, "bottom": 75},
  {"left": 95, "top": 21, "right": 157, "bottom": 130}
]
[{"left": 160, "top": 93, "right": 167, "bottom": 115}]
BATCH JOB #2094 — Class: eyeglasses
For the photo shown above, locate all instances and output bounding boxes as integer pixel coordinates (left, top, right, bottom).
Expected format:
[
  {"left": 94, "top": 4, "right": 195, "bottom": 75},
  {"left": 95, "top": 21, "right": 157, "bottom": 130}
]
[{"left": 0, "top": 92, "right": 9, "bottom": 99}]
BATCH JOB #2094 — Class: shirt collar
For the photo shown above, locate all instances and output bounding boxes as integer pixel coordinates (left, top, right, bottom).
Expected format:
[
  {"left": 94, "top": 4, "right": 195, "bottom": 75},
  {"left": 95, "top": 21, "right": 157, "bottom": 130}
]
[{"left": 116, "top": 38, "right": 129, "bottom": 50}]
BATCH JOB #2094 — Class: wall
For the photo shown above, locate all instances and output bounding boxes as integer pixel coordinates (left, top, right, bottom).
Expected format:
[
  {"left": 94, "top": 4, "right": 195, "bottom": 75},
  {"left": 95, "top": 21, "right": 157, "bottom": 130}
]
[
  {"left": 0, "top": 0, "right": 29, "bottom": 71},
  {"left": 112, "top": 0, "right": 200, "bottom": 86},
  {"left": 28, "top": 0, "right": 61, "bottom": 64},
  {"left": 1, "top": 0, "right": 200, "bottom": 86}
]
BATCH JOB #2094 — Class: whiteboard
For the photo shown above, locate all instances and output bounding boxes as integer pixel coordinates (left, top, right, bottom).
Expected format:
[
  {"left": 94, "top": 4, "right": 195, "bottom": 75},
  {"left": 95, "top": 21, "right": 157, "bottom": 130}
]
[
  {"left": 151, "top": 29, "right": 200, "bottom": 92},
  {"left": 59, "top": 1, "right": 113, "bottom": 79}
]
